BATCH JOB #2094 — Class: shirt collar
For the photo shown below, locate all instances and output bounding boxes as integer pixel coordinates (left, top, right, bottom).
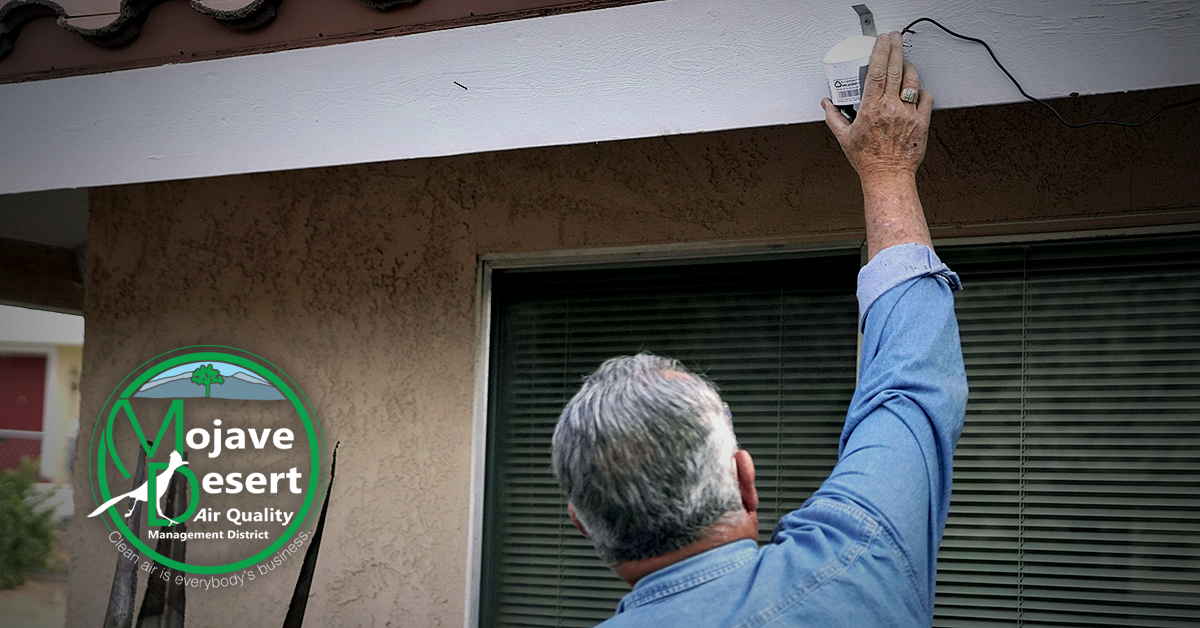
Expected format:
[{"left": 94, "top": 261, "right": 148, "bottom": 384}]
[{"left": 615, "top": 540, "right": 759, "bottom": 613}]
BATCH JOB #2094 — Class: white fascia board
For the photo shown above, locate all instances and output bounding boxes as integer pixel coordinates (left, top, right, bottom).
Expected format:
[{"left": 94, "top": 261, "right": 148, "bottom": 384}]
[
  {"left": 0, "top": 0, "right": 1197, "bottom": 195},
  {"left": 0, "top": 305, "right": 84, "bottom": 345}
]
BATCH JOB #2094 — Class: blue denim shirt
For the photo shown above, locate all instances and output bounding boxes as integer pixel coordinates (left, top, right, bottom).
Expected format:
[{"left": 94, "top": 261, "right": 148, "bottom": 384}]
[{"left": 601, "top": 243, "right": 968, "bottom": 628}]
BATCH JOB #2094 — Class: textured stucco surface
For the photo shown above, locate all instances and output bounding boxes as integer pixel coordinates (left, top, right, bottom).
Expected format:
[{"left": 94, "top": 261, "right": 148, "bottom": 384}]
[{"left": 71, "top": 85, "right": 1200, "bottom": 627}]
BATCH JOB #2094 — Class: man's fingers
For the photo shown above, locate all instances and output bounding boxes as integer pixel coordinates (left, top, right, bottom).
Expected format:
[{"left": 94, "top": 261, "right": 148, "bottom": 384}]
[
  {"left": 861, "top": 34, "right": 891, "bottom": 102},
  {"left": 901, "top": 61, "right": 920, "bottom": 102},
  {"left": 885, "top": 32, "right": 905, "bottom": 96},
  {"left": 821, "top": 98, "right": 850, "bottom": 137}
]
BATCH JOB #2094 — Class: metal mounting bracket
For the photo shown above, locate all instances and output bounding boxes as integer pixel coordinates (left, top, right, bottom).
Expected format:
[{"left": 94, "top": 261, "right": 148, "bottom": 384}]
[{"left": 852, "top": 4, "right": 876, "bottom": 37}]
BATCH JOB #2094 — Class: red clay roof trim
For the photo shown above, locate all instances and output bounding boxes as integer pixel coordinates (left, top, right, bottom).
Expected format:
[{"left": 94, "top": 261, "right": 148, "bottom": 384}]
[{"left": 0, "top": 0, "right": 657, "bottom": 84}]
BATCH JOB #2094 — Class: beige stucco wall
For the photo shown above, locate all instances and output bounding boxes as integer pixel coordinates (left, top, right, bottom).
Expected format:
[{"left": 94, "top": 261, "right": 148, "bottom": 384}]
[{"left": 70, "top": 86, "right": 1200, "bottom": 627}]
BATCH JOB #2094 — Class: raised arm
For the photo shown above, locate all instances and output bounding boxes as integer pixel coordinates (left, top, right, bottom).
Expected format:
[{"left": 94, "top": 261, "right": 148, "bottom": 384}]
[
  {"left": 805, "top": 32, "right": 967, "bottom": 618},
  {"left": 821, "top": 32, "right": 934, "bottom": 261}
]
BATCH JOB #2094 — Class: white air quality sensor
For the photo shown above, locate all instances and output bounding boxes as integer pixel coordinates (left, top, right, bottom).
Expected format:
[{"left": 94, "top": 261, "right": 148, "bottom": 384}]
[
  {"left": 824, "top": 35, "right": 877, "bottom": 107},
  {"left": 824, "top": 5, "right": 879, "bottom": 111}
]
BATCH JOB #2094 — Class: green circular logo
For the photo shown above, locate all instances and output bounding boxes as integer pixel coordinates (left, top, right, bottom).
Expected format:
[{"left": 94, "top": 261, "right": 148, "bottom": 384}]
[{"left": 88, "top": 346, "right": 326, "bottom": 574}]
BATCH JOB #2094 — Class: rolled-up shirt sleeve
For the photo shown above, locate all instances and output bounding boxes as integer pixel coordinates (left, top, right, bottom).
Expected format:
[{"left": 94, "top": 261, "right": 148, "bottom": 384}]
[
  {"left": 808, "top": 242, "right": 968, "bottom": 615},
  {"left": 857, "top": 242, "right": 963, "bottom": 330}
]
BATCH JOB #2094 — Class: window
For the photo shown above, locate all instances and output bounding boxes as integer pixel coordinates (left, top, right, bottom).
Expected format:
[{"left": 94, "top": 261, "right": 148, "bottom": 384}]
[
  {"left": 936, "top": 235, "right": 1200, "bottom": 626},
  {"left": 479, "top": 233, "right": 1200, "bottom": 627}
]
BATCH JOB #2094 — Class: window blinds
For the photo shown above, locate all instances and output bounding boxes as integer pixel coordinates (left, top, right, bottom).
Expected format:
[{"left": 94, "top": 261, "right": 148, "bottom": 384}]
[
  {"left": 482, "top": 253, "right": 861, "bottom": 627},
  {"left": 936, "top": 236, "right": 1200, "bottom": 627},
  {"left": 482, "top": 234, "right": 1200, "bottom": 628}
]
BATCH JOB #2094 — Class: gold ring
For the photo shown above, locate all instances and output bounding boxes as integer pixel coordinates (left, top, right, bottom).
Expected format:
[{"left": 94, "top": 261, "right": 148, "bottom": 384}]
[{"left": 900, "top": 88, "right": 919, "bottom": 104}]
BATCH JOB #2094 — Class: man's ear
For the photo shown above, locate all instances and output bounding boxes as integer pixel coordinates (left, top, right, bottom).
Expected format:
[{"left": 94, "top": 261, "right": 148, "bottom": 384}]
[
  {"left": 734, "top": 450, "right": 758, "bottom": 514},
  {"left": 567, "top": 503, "right": 591, "bottom": 539}
]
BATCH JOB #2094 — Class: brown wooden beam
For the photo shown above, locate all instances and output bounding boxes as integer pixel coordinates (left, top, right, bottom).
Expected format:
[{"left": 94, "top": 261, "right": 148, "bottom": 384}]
[{"left": 0, "top": 237, "right": 83, "bottom": 314}]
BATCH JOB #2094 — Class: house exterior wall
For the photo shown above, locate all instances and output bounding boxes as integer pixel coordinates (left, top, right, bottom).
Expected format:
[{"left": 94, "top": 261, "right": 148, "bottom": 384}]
[
  {"left": 51, "top": 344, "right": 81, "bottom": 483},
  {"left": 71, "top": 87, "right": 1200, "bottom": 627},
  {"left": 0, "top": 338, "right": 81, "bottom": 482}
]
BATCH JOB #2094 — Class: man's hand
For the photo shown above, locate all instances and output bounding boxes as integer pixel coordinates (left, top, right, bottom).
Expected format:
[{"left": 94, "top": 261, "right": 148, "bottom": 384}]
[
  {"left": 821, "top": 32, "right": 935, "bottom": 261},
  {"left": 821, "top": 32, "right": 933, "bottom": 182}
]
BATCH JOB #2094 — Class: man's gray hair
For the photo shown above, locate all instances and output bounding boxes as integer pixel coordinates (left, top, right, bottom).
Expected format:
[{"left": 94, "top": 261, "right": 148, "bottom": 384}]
[{"left": 552, "top": 353, "right": 742, "bottom": 563}]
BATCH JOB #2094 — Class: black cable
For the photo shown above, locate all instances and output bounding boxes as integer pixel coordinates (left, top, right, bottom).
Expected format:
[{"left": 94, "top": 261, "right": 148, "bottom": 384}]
[{"left": 901, "top": 17, "right": 1200, "bottom": 128}]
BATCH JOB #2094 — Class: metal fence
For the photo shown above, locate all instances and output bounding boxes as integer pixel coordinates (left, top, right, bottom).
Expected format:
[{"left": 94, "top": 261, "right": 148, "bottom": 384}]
[{"left": 0, "top": 428, "right": 43, "bottom": 473}]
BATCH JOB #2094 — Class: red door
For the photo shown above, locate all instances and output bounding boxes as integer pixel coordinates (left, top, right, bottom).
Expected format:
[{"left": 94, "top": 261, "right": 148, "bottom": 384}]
[{"left": 0, "top": 355, "right": 46, "bottom": 473}]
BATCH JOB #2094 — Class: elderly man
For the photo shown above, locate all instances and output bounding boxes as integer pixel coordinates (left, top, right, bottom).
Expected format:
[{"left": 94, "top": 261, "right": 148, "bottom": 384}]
[{"left": 552, "top": 32, "right": 968, "bottom": 627}]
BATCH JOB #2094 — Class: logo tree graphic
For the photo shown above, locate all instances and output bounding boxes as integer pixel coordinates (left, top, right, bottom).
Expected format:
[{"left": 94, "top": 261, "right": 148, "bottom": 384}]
[{"left": 190, "top": 364, "right": 225, "bottom": 397}]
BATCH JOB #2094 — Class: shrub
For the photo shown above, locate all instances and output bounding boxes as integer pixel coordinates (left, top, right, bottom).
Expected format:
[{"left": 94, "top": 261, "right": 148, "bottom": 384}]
[{"left": 0, "top": 459, "right": 55, "bottom": 589}]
